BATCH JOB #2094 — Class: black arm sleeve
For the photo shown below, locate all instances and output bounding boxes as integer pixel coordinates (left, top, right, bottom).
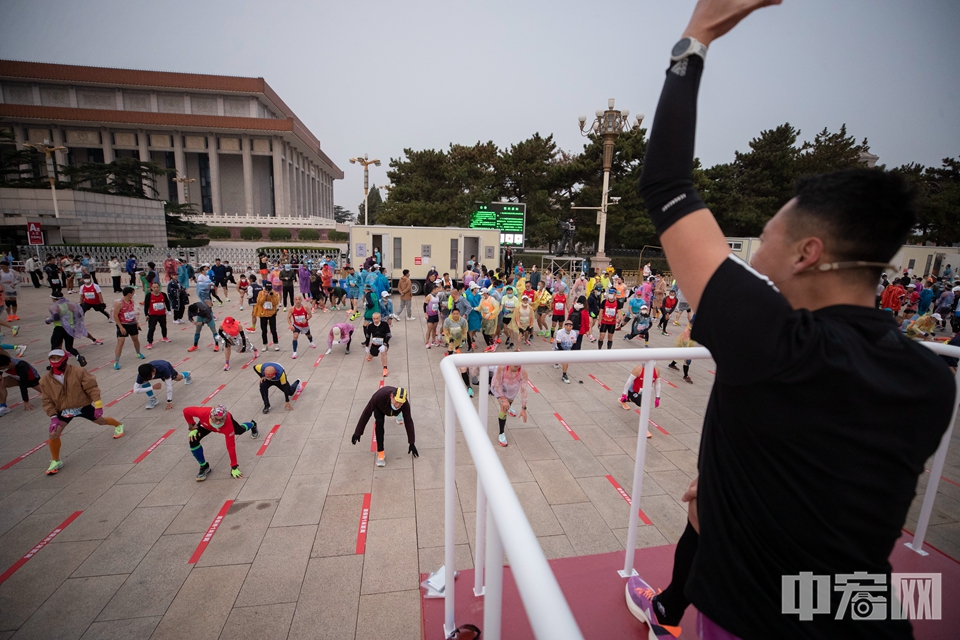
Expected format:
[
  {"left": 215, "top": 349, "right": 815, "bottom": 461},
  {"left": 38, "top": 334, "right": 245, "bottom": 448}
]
[
  {"left": 637, "top": 56, "right": 707, "bottom": 235},
  {"left": 354, "top": 396, "right": 376, "bottom": 437},
  {"left": 401, "top": 402, "right": 415, "bottom": 445},
  {"left": 16, "top": 361, "right": 32, "bottom": 401}
]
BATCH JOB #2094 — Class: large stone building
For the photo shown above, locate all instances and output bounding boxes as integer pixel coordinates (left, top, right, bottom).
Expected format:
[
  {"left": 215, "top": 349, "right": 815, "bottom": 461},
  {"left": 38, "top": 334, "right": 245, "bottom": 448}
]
[{"left": 0, "top": 60, "right": 342, "bottom": 241}]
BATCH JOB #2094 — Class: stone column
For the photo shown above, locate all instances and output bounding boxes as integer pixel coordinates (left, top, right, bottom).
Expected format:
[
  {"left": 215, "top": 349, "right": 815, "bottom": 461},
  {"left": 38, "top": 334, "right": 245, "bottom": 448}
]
[
  {"left": 137, "top": 129, "right": 149, "bottom": 162},
  {"left": 51, "top": 127, "right": 68, "bottom": 168},
  {"left": 207, "top": 134, "right": 222, "bottom": 214},
  {"left": 272, "top": 137, "right": 285, "bottom": 217},
  {"left": 173, "top": 131, "right": 186, "bottom": 203},
  {"left": 242, "top": 135, "right": 255, "bottom": 217},
  {"left": 294, "top": 156, "right": 301, "bottom": 217},
  {"left": 101, "top": 127, "right": 115, "bottom": 163}
]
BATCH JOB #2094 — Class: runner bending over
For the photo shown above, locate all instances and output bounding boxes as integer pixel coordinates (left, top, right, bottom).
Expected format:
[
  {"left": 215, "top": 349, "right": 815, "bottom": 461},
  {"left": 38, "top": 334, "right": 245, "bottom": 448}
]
[
  {"left": 351, "top": 386, "right": 417, "bottom": 467},
  {"left": 326, "top": 322, "right": 355, "bottom": 355},
  {"left": 184, "top": 404, "right": 258, "bottom": 481},
  {"left": 253, "top": 362, "right": 301, "bottom": 414},
  {"left": 134, "top": 360, "right": 192, "bottom": 410},
  {"left": 619, "top": 362, "right": 659, "bottom": 438},
  {"left": 218, "top": 316, "right": 258, "bottom": 371}
]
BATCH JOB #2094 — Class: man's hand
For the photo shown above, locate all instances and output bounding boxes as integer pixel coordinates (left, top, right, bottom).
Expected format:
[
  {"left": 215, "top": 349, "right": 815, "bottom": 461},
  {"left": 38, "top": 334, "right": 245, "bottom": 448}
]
[
  {"left": 408, "top": 443, "right": 419, "bottom": 458},
  {"left": 189, "top": 428, "right": 199, "bottom": 443},
  {"left": 152, "top": 382, "right": 162, "bottom": 390},
  {"left": 681, "top": 476, "right": 700, "bottom": 533},
  {"left": 117, "top": 325, "right": 127, "bottom": 336},
  {"left": 351, "top": 433, "right": 361, "bottom": 445},
  {"left": 49, "top": 416, "right": 64, "bottom": 434},
  {"left": 93, "top": 407, "right": 103, "bottom": 419},
  {"left": 231, "top": 465, "right": 243, "bottom": 478},
  {"left": 284, "top": 402, "right": 293, "bottom": 411},
  {"left": 165, "top": 402, "right": 173, "bottom": 411},
  {"left": 520, "top": 409, "right": 528, "bottom": 423},
  {"left": 683, "top": 0, "right": 781, "bottom": 47},
  {"left": 498, "top": 398, "right": 510, "bottom": 414},
  {"left": 23, "top": 401, "right": 34, "bottom": 411}
]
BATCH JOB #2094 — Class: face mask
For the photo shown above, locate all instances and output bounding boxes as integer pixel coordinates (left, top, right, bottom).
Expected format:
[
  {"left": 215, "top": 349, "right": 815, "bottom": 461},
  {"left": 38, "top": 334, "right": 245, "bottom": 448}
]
[
  {"left": 285, "top": 264, "right": 291, "bottom": 270},
  {"left": 606, "top": 294, "right": 615, "bottom": 300},
  {"left": 641, "top": 310, "right": 650, "bottom": 316},
  {"left": 50, "top": 355, "right": 69, "bottom": 374}
]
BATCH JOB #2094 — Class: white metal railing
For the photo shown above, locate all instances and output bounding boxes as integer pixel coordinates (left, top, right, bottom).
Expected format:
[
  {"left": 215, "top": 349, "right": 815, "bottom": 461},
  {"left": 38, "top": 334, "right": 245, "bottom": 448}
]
[
  {"left": 438, "top": 342, "right": 960, "bottom": 638},
  {"left": 181, "top": 212, "right": 335, "bottom": 228}
]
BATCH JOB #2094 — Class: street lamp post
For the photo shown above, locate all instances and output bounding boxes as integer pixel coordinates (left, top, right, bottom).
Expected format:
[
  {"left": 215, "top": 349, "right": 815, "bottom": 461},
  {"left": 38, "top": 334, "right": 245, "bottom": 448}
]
[
  {"left": 349, "top": 154, "right": 381, "bottom": 225},
  {"left": 173, "top": 173, "right": 196, "bottom": 204},
  {"left": 578, "top": 99, "right": 644, "bottom": 270},
  {"left": 22, "top": 139, "right": 67, "bottom": 218}
]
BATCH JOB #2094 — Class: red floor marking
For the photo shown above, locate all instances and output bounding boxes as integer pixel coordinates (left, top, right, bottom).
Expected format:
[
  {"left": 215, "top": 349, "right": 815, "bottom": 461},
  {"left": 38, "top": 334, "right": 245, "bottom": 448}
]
[
  {"left": 588, "top": 374, "right": 611, "bottom": 391},
  {"left": 665, "top": 380, "right": 678, "bottom": 388},
  {"left": 133, "top": 429, "right": 176, "bottom": 464},
  {"left": 292, "top": 381, "right": 306, "bottom": 400},
  {"left": 241, "top": 358, "right": 255, "bottom": 370},
  {"left": 0, "top": 441, "right": 48, "bottom": 470},
  {"left": 527, "top": 380, "right": 539, "bottom": 393},
  {"left": 355, "top": 493, "right": 372, "bottom": 554},
  {"left": 605, "top": 475, "right": 653, "bottom": 525},
  {"left": 27, "top": 338, "right": 41, "bottom": 343},
  {"left": 255, "top": 424, "right": 281, "bottom": 456},
  {"left": 378, "top": 380, "right": 384, "bottom": 389},
  {"left": 648, "top": 418, "right": 670, "bottom": 436},
  {"left": 707, "top": 370, "right": 716, "bottom": 375},
  {"left": 553, "top": 413, "right": 580, "bottom": 441},
  {"left": 106, "top": 389, "right": 133, "bottom": 408},
  {"left": 924, "top": 469, "right": 960, "bottom": 488},
  {"left": 8, "top": 393, "right": 41, "bottom": 409},
  {"left": 0, "top": 510, "right": 83, "bottom": 584},
  {"left": 188, "top": 500, "right": 233, "bottom": 564},
  {"left": 313, "top": 354, "right": 323, "bottom": 367},
  {"left": 201, "top": 384, "right": 226, "bottom": 405},
  {"left": 87, "top": 362, "right": 110, "bottom": 373},
  {"left": 370, "top": 432, "right": 377, "bottom": 452},
  {"left": 172, "top": 356, "right": 190, "bottom": 367}
]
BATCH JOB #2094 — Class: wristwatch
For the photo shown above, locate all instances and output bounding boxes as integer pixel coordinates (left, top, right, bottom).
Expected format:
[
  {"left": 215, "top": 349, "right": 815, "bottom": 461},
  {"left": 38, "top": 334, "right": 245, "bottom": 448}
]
[{"left": 670, "top": 36, "right": 708, "bottom": 62}]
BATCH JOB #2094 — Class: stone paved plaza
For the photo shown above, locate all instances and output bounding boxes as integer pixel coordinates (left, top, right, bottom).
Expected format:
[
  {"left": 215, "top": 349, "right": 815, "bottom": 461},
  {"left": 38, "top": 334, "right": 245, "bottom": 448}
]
[{"left": 0, "top": 284, "right": 957, "bottom": 639}]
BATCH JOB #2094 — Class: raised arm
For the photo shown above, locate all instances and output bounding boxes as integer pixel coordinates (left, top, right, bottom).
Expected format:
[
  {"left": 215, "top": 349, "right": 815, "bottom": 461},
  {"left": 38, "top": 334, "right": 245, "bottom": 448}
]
[{"left": 638, "top": 0, "right": 780, "bottom": 310}]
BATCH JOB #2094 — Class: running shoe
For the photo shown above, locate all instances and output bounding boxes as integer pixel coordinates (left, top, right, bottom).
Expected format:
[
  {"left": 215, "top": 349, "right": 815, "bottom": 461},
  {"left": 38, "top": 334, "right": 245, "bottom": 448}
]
[
  {"left": 146, "top": 397, "right": 159, "bottom": 410},
  {"left": 366, "top": 354, "right": 373, "bottom": 362},
  {"left": 113, "top": 424, "right": 125, "bottom": 439},
  {"left": 498, "top": 433, "right": 508, "bottom": 447},
  {"left": 113, "top": 362, "right": 121, "bottom": 370},
  {"left": 262, "top": 405, "right": 271, "bottom": 414},
  {"left": 161, "top": 337, "right": 171, "bottom": 343},
  {"left": 667, "top": 363, "right": 679, "bottom": 371},
  {"left": 661, "top": 331, "right": 671, "bottom": 336},
  {"left": 249, "top": 421, "right": 259, "bottom": 438},
  {"left": 247, "top": 326, "right": 257, "bottom": 332},
  {"left": 183, "top": 373, "right": 192, "bottom": 385},
  {"left": 187, "top": 345, "right": 199, "bottom": 352},
  {"left": 0, "top": 406, "right": 11, "bottom": 417},
  {"left": 345, "top": 348, "right": 350, "bottom": 355},
  {"left": 146, "top": 343, "right": 153, "bottom": 350},
  {"left": 624, "top": 576, "right": 681, "bottom": 640},
  {"left": 382, "top": 367, "right": 388, "bottom": 377},
  {"left": 291, "top": 352, "right": 298, "bottom": 359},
  {"left": 647, "top": 431, "right": 653, "bottom": 438},
  {"left": 93, "top": 339, "right": 104, "bottom": 345},
  {"left": 252, "top": 348, "right": 260, "bottom": 359},
  {"left": 46, "top": 459, "right": 63, "bottom": 475},
  {"left": 683, "top": 376, "right": 693, "bottom": 384},
  {"left": 376, "top": 451, "right": 386, "bottom": 467},
  {"left": 673, "top": 321, "right": 680, "bottom": 326},
  {"left": 562, "top": 373, "right": 570, "bottom": 384},
  {"left": 467, "top": 387, "right": 474, "bottom": 397},
  {"left": 196, "top": 463, "right": 212, "bottom": 481},
  {"left": 553, "top": 363, "right": 560, "bottom": 369},
  {"left": 273, "top": 344, "right": 280, "bottom": 351},
  {"left": 11, "top": 325, "right": 19, "bottom": 336},
  {"left": 213, "top": 344, "right": 220, "bottom": 353},
  {"left": 309, "top": 342, "right": 316, "bottom": 349},
  {"left": 425, "top": 343, "right": 431, "bottom": 349},
  {"left": 509, "top": 408, "right": 517, "bottom": 417},
  {"left": 137, "top": 353, "right": 145, "bottom": 359},
  {"left": 77, "top": 355, "right": 87, "bottom": 367},
  {"left": 293, "top": 379, "right": 302, "bottom": 395},
  {"left": 14, "top": 345, "right": 26, "bottom": 357},
  {"left": 223, "top": 363, "right": 230, "bottom": 371}
]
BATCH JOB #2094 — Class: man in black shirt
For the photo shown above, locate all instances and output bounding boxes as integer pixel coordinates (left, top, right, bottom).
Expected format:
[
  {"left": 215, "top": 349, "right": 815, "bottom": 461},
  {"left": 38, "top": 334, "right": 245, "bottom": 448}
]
[
  {"left": 351, "top": 386, "right": 418, "bottom": 468},
  {"left": 625, "top": 1, "right": 956, "bottom": 638}
]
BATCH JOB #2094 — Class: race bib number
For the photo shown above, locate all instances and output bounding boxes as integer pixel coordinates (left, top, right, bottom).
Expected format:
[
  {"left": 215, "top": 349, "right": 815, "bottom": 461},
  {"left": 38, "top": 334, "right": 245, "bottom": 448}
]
[
  {"left": 51, "top": 279, "right": 60, "bottom": 285},
  {"left": 84, "top": 292, "right": 96, "bottom": 300},
  {"left": 371, "top": 337, "right": 384, "bottom": 346},
  {"left": 152, "top": 302, "right": 165, "bottom": 311},
  {"left": 61, "top": 407, "right": 83, "bottom": 418},
  {"left": 122, "top": 311, "right": 137, "bottom": 322},
  {"left": 294, "top": 314, "right": 307, "bottom": 325},
  {"left": 554, "top": 302, "right": 564, "bottom": 311},
  {"left": 605, "top": 307, "right": 616, "bottom": 317},
  {"left": 429, "top": 301, "right": 439, "bottom": 314},
  {"left": 263, "top": 302, "right": 273, "bottom": 310}
]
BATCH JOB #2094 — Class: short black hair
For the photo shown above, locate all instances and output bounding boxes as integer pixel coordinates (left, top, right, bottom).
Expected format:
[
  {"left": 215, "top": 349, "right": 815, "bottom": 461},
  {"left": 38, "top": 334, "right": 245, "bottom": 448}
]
[
  {"left": 122, "top": 286, "right": 135, "bottom": 295},
  {"left": 790, "top": 169, "right": 917, "bottom": 264},
  {"left": 403, "top": 269, "right": 409, "bottom": 276},
  {"left": 138, "top": 363, "right": 154, "bottom": 380},
  {"left": 0, "top": 354, "right": 11, "bottom": 367}
]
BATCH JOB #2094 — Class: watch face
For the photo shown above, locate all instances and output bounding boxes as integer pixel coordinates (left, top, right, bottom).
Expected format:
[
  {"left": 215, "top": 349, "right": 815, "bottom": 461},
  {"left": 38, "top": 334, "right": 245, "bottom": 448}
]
[{"left": 671, "top": 37, "right": 691, "bottom": 58}]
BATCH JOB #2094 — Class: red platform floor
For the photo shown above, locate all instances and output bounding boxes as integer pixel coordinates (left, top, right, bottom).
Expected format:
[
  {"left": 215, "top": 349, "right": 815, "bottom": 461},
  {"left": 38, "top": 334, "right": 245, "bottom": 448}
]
[{"left": 421, "top": 531, "right": 959, "bottom": 639}]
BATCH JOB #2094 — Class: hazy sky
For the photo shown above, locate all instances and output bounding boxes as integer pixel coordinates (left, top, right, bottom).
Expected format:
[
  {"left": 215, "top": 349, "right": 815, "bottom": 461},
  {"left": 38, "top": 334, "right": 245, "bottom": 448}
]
[{"left": 2, "top": 0, "right": 958, "bottom": 212}]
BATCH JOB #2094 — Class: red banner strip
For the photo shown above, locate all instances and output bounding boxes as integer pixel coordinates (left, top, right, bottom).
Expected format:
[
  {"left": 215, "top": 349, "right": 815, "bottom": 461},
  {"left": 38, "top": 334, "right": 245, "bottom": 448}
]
[
  {"left": 605, "top": 475, "right": 653, "bottom": 525},
  {"left": 355, "top": 493, "right": 372, "bottom": 554},
  {"left": 133, "top": 429, "right": 176, "bottom": 464},
  {"left": 588, "top": 374, "right": 611, "bottom": 391},
  {"left": 0, "top": 441, "right": 48, "bottom": 471},
  {"left": 0, "top": 511, "right": 83, "bottom": 584},
  {"left": 553, "top": 413, "right": 580, "bottom": 441},
  {"left": 202, "top": 384, "right": 226, "bottom": 405},
  {"left": 105, "top": 389, "right": 133, "bottom": 408},
  {"left": 188, "top": 500, "right": 233, "bottom": 564},
  {"left": 255, "top": 424, "right": 281, "bottom": 456}
]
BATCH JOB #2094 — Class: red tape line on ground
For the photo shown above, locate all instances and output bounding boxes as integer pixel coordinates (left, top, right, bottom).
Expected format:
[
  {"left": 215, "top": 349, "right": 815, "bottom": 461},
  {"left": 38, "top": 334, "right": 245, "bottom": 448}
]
[
  {"left": 313, "top": 354, "right": 323, "bottom": 367},
  {"left": 106, "top": 389, "right": 133, "bottom": 408},
  {"left": 173, "top": 357, "right": 190, "bottom": 367},
  {"left": 256, "top": 424, "right": 281, "bottom": 456},
  {"left": 553, "top": 413, "right": 580, "bottom": 440},
  {"left": 527, "top": 380, "right": 539, "bottom": 393},
  {"left": 370, "top": 431, "right": 377, "bottom": 453},
  {"left": 707, "top": 370, "right": 715, "bottom": 375},
  {"left": 355, "top": 493, "right": 372, "bottom": 554},
  {"left": 665, "top": 380, "right": 678, "bottom": 389},
  {"left": 378, "top": 380, "right": 384, "bottom": 390},
  {"left": 605, "top": 475, "right": 653, "bottom": 525},
  {"left": 588, "top": 374, "right": 611, "bottom": 391},
  {"left": 87, "top": 362, "right": 111, "bottom": 373},
  {"left": 924, "top": 469, "right": 960, "bottom": 488},
  {"left": 9, "top": 393, "right": 41, "bottom": 409},
  {"left": 647, "top": 417, "right": 670, "bottom": 436},
  {"left": 133, "top": 429, "right": 176, "bottom": 464},
  {"left": 0, "top": 510, "right": 83, "bottom": 584},
  {"left": 0, "top": 441, "right": 48, "bottom": 471},
  {"left": 188, "top": 500, "right": 233, "bottom": 564},
  {"left": 202, "top": 384, "right": 226, "bottom": 405},
  {"left": 292, "top": 381, "right": 306, "bottom": 400}
]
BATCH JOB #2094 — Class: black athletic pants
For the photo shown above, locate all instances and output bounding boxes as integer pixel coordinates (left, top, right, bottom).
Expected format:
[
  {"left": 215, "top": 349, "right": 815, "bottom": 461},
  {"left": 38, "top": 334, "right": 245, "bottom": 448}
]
[
  {"left": 259, "top": 378, "right": 296, "bottom": 408},
  {"left": 260, "top": 315, "right": 278, "bottom": 345},
  {"left": 50, "top": 325, "right": 79, "bottom": 357},
  {"left": 146, "top": 315, "right": 168, "bottom": 343},
  {"left": 282, "top": 286, "right": 295, "bottom": 307}
]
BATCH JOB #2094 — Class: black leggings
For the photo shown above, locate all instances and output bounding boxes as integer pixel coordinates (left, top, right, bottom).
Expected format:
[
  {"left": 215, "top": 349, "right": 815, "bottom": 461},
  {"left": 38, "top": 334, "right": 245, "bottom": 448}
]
[
  {"left": 50, "top": 325, "right": 79, "bottom": 357},
  {"left": 283, "top": 287, "right": 295, "bottom": 307},
  {"left": 260, "top": 315, "right": 278, "bottom": 344},
  {"left": 259, "top": 378, "right": 296, "bottom": 407},
  {"left": 658, "top": 312, "right": 672, "bottom": 332},
  {"left": 112, "top": 276, "right": 122, "bottom": 292},
  {"left": 373, "top": 409, "right": 387, "bottom": 452},
  {"left": 655, "top": 521, "right": 699, "bottom": 625},
  {"left": 146, "top": 315, "right": 168, "bottom": 343}
]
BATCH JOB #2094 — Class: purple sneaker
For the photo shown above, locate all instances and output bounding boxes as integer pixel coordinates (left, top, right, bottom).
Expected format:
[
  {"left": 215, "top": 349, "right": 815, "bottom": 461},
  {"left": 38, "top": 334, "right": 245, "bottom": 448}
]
[{"left": 625, "top": 576, "right": 681, "bottom": 640}]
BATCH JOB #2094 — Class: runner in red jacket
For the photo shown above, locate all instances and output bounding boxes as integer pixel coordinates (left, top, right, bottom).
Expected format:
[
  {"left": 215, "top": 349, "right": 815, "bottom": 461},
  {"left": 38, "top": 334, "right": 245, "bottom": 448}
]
[{"left": 183, "top": 404, "right": 258, "bottom": 481}]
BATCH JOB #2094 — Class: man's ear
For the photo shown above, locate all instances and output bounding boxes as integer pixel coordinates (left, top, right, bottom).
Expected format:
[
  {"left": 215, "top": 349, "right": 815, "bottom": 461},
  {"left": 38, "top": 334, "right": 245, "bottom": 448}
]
[{"left": 791, "top": 236, "right": 825, "bottom": 274}]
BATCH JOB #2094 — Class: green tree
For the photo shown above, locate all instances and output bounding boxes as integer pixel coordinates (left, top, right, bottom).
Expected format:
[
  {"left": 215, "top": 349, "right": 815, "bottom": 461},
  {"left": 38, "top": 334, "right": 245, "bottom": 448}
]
[
  {"left": 268, "top": 227, "right": 291, "bottom": 241},
  {"left": 165, "top": 202, "right": 208, "bottom": 239},
  {"left": 333, "top": 204, "right": 355, "bottom": 224},
  {"left": 328, "top": 230, "right": 349, "bottom": 242},
  {"left": 358, "top": 184, "right": 384, "bottom": 225},
  {"left": 298, "top": 228, "right": 319, "bottom": 241},
  {"left": 240, "top": 226, "right": 262, "bottom": 241},
  {"left": 799, "top": 125, "right": 869, "bottom": 175},
  {"left": 60, "top": 157, "right": 170, "bottom": 198},
  {"left": 497, "top": 133, "right": 569, "bottom": 248},
  {"left": 207, "top": 226, "right": 231, "bottom": 239},
  {"left": 899, "top": 158, "right": 960, "bottom": 246}
]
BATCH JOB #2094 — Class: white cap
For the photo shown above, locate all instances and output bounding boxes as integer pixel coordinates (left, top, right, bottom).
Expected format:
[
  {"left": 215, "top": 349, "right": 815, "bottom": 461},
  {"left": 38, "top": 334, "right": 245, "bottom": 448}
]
[
  {"left": 480, "top": 287, "right": 489, "bottom": 293},
  {"left": 380, "top": 291, "right": 389, "bottom": 298},
  {"left": 953, "top": 287, "right": 960, "bottom": 293},
  {"left": 932, "top": 313, "right": 943, "bottom": 321},
  {"left": 907, "top": 284, "right": 916, "bottom": 289},
  {"left": 469, "top": 282, "right": 479, "bottom": 289},
  {"left": 48, "top": 349, "right": 66, "bottom": 358}
]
